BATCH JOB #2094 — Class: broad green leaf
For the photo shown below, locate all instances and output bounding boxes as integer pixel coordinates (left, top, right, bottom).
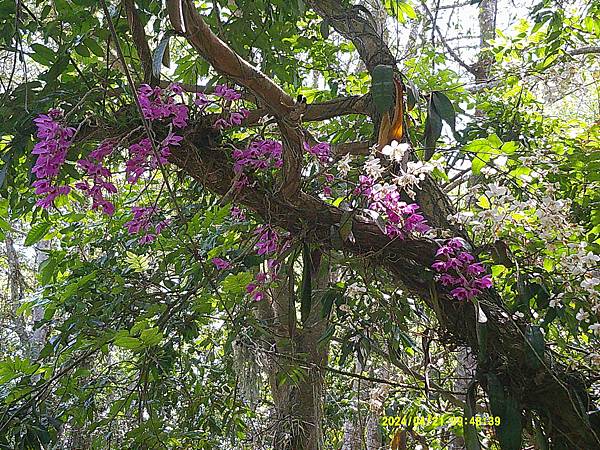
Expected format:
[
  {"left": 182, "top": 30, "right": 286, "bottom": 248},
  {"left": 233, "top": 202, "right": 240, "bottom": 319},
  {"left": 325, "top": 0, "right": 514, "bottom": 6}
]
[
  {"left": 425, "top": 102, "right": 443, "bottom": 151},
  {"left": 464, "top": 381, "right": 481, "bottom": 450},
  {"left": 222, "top": 272, "right": 253, "bottom": 294},
  {"left": 371, "top": 65, "right": 395, "bottom": 113},
  {"left": 432, "top": 91, "right": 456, "bottom": 130},
  {"left": 524, "top": 325, "right": 545, "bottom": 369},
  {"left": 114, "top": 336, "right": 143, "bottom": 349},
  {"left": 125, "top": 252, "right": 150, "bottom": 272},
  {"left": 25, "top": 222, "right": 51, "bottom": 246},
  {"left": 487, "top": 374, "right": 523, "bottom": 450},
  {"left": 30, "top": 43, "right": 56, "bottom": 66},
  {"left": 84, "top": 37, "right": 105, "bottom": 57}
]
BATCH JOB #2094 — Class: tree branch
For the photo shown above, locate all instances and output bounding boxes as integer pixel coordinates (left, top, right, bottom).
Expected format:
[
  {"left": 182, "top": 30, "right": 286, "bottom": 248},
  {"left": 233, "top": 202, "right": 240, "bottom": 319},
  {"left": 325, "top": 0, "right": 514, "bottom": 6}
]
[
  {"left": 304, "top": 0, "right": 395, "bottom": 72},
  {"left": 420, "top": 0, "right": 476, "bottom": 75},
  {"left": 178, "top": 0, "right": 305, "bottom": 198},
  {"left": 178, "top": 0, "right": 294, "bottom": 117},
  {"left": 123, "top": 0, "right": 157, "bottom": 84},
  {"left": 569, "top": 46, "right": 600, "bottom": 56}
]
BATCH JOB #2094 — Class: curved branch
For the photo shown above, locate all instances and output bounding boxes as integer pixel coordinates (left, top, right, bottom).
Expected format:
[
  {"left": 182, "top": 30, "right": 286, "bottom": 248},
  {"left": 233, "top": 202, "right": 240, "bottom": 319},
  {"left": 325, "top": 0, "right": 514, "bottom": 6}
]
[
  {"left": 304, "top": 0, "right": 395, "bottom": 72},
  {"left": 178, "top": 0, "right": 294, "bottom": 117}
]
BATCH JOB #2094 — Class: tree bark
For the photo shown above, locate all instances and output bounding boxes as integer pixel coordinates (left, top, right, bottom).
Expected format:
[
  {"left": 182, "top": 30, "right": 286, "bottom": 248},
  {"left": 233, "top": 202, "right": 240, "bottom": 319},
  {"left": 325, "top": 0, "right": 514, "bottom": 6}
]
[
  {"left": 255, "top": 253, "right": 331, "bottom": 450},
  {"left": 4, "top": 233, "right": 30, "bottom": 354}
]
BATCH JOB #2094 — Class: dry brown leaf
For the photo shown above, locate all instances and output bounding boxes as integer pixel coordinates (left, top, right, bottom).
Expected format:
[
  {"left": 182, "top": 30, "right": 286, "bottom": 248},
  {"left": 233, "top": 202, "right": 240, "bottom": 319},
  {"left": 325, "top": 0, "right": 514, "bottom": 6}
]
[{"left": 390, "top": 429, "right": 407, "bottom": 450}]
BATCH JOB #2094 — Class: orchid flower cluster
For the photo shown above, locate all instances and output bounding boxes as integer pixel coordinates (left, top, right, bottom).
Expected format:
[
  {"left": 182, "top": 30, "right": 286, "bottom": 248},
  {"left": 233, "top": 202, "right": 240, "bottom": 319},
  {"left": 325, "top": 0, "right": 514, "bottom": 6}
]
[
  {"left": 138, "top": 83, "right": 188, "bottom": 127},
  {"left": 246, "top": 225, "right": 287, "bottom": 302},
  {"left": 31, "top": 84, "right": 190, "bottom": 244},
  {"left": 31, "top": 109, "right": 75, "bottom": 208},
  {"left": 124, "top": 207, "right": 170, "bottom": 245},
  {"left": 194, "top": 84, "right": 249, "bottom": 130},
  {"left": 432, "top": 238, "right": 493, "bottom": 300},
  {"left": 305, "top": 142, "right": 331, "bottom": 163},
  {"left": 122, "top": 84, "right": 189, "bottom": 243},
  {"left": 211, "top": 221, "right": 287, "bottom": 303},
  {"left": 75, "top": 140, "right": 117, "bottom": 216},
  {"left": 232, "top": 140, "right": 283, "bottom": 174},
  {"left": 355, "top": 176, "right": 430, "bottom": 239}
]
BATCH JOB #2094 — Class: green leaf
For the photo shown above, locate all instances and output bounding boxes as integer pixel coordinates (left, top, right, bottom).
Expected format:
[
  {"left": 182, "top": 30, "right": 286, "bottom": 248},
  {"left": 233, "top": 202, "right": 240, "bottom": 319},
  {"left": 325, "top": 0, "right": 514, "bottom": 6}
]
[
  {"left": 425, "top": 101, "right": 443, "bottom": 151},
  {"left": 320, "top": 288, "right": 340, "bottom": 318},
  {"left": 524, "top": 325, "right": 545, "bottom": 369},
  {"left": 25, "top": 222, "right": 51, "bottom": 246},
  {"left": 487, "top": 374, "right": 523, "bottom": 450},
  {"left": 404, "top": 77, "right": 420, "bottom": 110},
  {"left": 501, "top": 141, "right": 518, "bottom": 154},
  {"left": 222, "top": 272, "right": 253, "bottom": 294},
  {"left": 371, "top": 65, "right": 395, "bottom": 113},
  {"left": 125, "top": 251, "right": 149, "bottom": 272},
  {"left": 432, "top": 91, "right": 456, "bottom": 130},
  {"left": 300, "top": 243, "right": 312, "bottom": 324},
  {"left": 84, "top": 37, "right": 105, "bottom": 57},
  {"left": 152, "top": 31, "right": 177, "bottom": 79},
  {"left": 114, "top": 336, "right": 143, "bottom": 349},
  {"left": 398, "top": 2, "right": 417, "bottom": 19},
  {"left": 140, "top": 328, "right": 163, "bottom": 347},
  {"left": 30, "top": 43, "right": 56, "bottom": 66},
  {"left": 75, "top": 43, "right": 90, "bottom": 57},
  {"left": 464, "top": 381, "right": 481, "bottom": 450}
]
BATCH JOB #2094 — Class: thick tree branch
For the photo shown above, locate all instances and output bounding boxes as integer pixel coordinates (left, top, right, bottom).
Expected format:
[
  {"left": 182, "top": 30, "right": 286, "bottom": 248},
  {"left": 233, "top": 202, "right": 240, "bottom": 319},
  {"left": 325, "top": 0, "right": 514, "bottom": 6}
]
[
  {"left": 304, "top": 0, "right": 395, "bottom": 72},
  {"left": 178, "top": 0, "right": 305, "bottom": 198},
  {"left": 178, "top": 0, "right": 294, "bottom": 117},
  {"left": 570, "top": 46, "right": 600, "bottom": 56}
]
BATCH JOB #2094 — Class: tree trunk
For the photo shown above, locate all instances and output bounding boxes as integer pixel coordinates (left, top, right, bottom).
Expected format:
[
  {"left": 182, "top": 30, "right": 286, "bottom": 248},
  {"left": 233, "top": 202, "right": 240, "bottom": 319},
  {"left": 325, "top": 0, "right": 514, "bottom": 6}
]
[
  {"left": 4, "top": 233, "right": 30, "bottom": 354},
  {"left": 255, "top": 251, "right": 331, "bottom": 450},
  {"left": 341, "top": 360, "right": 365, "bottom": 450},
  {"left": 473, "top": 0, "right": 497, "bottom": 82},
  {"left": 30, "top": 240, "right": 50, "bottom": 359}
]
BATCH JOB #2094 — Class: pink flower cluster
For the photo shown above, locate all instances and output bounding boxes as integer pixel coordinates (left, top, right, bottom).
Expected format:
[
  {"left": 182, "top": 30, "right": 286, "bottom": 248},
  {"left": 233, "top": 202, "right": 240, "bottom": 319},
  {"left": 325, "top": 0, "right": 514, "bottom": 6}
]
[
  {"left": 357, "top": 176, "right": 430, "bottom": 238},
  {"left": 305, "top": 142, "right": 331, "bottom": 163},
  {"left": 254, "top": 225, "right": 280, "bottom": 256},
  {"left": 246, "top": 225, "right": 286, "bottom": 302},
  {"left": 124, "top": 206, "right": 170, "bottom": 245},
  {"left": 214, "top": 109, "right": 250, "bottom": 130},
  {"left": 75, "top": 140, "right": 117, "bottom": 216},
  {"left": 138, "top": 83, "right": 188, "bottom": 128},
  {"left": 231, "top": 206, "right": 246, "bottom": 221},
  {"left": 322, "top": 173, "right": 334, "bottom": 197},
  {"left": 31, "top": 109, "right": 74, "bottom": 208},
  {"left": 194, "top": 85, "right": 249, "bottom": 129},
  {"left": 215, "top": 84, "right": 242, "bottom": 101},
  {"left": 246, "top": 270, "right": 270, "bottom": 302},
  {"left": 126, "top": 132, "right": 182, "bottom": 183},
  {"left": 127, "top": 85, "right": 187, "bottom": 183},
  {"left": 212, "top": 258, "right": 231, "bottom": 270},
  {"left": 232, "top": 140, "right": 283, "bottom": 175},
  {"left": 432, "top": 238, "right": 493, "bottom": 300}
]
